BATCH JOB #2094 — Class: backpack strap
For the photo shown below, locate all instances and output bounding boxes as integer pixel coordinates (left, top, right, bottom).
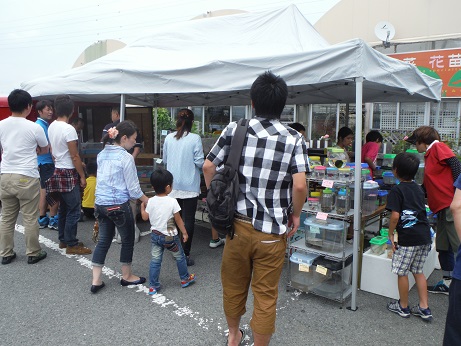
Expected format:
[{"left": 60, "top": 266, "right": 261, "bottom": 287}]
[{"left": 226, "top": 118, "right": 249, "bottom": 170}]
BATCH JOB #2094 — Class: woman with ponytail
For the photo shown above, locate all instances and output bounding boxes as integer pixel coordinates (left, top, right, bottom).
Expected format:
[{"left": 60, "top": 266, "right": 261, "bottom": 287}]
[
  {"left": 90, "top": 120, "right": 149, "bottom": 294},
  {"left": 163, "top": 109, "right": 220, "bottom": 266}
]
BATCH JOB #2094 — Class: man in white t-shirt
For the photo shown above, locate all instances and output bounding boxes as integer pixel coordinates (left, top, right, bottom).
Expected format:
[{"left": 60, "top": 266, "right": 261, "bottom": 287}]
[
  {"left": 47, "top": 95, "right": 91, "bottom": 255},
  {"left": 0, "top": 89, "right": 49, "bottom": 265}
]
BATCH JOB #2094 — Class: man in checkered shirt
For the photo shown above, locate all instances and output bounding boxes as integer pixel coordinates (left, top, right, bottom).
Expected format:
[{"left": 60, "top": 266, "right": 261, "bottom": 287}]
[{"left": 203, "top": 71, "right": 308, "bottom": 346}]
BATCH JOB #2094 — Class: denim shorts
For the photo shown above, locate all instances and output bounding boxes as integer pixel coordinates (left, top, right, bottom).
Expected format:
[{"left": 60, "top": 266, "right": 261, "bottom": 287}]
[{"left": 38, "top": 163, "right": 55, "bottom": 188}]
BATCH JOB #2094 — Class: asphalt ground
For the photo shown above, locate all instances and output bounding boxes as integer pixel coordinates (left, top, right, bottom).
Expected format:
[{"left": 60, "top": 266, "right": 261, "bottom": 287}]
[{"left": 0, "top": 215, "right": 449, "bottom": 346}]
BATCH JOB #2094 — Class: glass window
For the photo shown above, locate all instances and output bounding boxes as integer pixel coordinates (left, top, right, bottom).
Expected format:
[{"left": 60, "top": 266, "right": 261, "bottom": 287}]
[
  {"left": 231, "top": 106, "right": 246, "bottom": 122},
  {"left": 204, "top": 106, "right": 230, "bottom": 135},
  {"left": 280, "top": 105, "right": 295, "bottom": 123},
  {"left": 311, "top": 104, "right": 338, "bottom": 141},
  {"left": 374, "top": 103, "right": 397, "bottom": 130}
]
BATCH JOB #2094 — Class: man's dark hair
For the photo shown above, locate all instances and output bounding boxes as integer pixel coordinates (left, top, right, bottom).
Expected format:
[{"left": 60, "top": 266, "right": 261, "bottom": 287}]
[
  {"left": 111, "top": 106, "right": 120, "bottom": 114},
  {"left": 150, "top": 168, "right": 173, "bottom": 194},
  {"left": 8, "top": 89, "right": 32, "bottom": 113},
  {"left": 393, "top": 152, "right": 420, "bottom": 181},
  {"left": 86, "top": 161, "right": 97, "bottom": 176},
  {"left": 36, "top": 100, "right": 53, "bottom": 113},
  {"left": 365, "top": 130, "right": 383, "bottom": 143},
  {"left": 288, "top": 122, "right": 306, "bottom": 133},
  {"left": 250, "top": 71, "right": 287, "bottom": 119},
  {"left": 337, "top": 127, "right": 353, "bottom": 141},
  {"left": 54, "top": 95, "right": 74, "bottom": 117}
]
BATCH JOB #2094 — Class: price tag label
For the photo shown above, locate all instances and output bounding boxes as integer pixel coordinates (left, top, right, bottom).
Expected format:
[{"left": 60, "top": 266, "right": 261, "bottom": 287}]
[
  {"left": 316, "top": 212, "right": 328, "bottom": 221},
  {"left": 161, "top": 130, "right": 168, "bottom": 136},
  {"left": 322, "top": 180, "right": 334, "bottom": 188},
  {"left": 316, "top": 265, "right": 328, "bottom": 276},
  {"left": 299, "top": 263, "right": 310, "bottom": 272}
]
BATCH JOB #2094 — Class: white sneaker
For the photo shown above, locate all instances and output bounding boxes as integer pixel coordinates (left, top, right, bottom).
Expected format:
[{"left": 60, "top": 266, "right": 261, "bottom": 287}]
[{"left": 209, "top": 237, "right": 225, "bottom": 248}]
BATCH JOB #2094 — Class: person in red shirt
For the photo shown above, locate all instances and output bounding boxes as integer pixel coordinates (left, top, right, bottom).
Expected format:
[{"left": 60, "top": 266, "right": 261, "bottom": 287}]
[
  {"left": 361, "top": 130, "right": 383, "bottom": 177},
  {"left": 406, "top": 126, "right": 461, "bottom": 295}
]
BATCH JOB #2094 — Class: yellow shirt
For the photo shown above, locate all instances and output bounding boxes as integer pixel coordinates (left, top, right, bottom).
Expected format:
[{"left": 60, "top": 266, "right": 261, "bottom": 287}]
[{"left": 82, "top": 176, "right": 96, "bottom": 208}]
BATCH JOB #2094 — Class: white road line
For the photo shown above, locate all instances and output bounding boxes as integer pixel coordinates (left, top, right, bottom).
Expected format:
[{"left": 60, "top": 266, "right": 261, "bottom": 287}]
[
  {"left": 15, "top": 224, "right": 217, "bottom": 332},
  {"left": 14, "top": 224, "right": 301, "bottom": 345}
]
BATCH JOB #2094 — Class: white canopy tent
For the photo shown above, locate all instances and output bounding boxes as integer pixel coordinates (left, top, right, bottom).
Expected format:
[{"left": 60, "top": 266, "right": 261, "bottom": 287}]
[{"left": 22, "top": 5, "right": 442, "bottom": 310}]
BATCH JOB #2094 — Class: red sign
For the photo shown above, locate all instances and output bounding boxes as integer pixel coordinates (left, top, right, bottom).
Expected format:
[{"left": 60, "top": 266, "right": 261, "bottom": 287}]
[{"left": 389, "top": 48, "right": 461, "bottom": 98}]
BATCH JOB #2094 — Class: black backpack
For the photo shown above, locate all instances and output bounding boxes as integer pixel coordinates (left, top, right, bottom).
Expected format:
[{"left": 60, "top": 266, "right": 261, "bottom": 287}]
[{"left": 206, "top": 119, "right": 249, "bottom": 239}]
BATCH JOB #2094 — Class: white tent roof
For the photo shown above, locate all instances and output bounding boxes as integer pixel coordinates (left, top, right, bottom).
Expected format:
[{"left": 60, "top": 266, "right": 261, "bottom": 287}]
[{"left": 22, "top": 5, "right": 442, "bottom": 106}]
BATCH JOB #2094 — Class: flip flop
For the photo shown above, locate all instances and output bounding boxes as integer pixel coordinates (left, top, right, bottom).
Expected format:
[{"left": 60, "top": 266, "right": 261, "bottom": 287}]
[{"left": 225, "top": 328, "right": 246, "bottom": 346}]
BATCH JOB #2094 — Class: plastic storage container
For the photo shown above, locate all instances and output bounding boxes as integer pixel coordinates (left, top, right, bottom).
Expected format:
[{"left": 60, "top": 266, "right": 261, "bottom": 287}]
[
  {"left": 377, "top": 190, "right": 388, "bottom": 206},
  {"left": 304, "top": 217, "right": 346, "bottom": 253},
  {"left": 326, "top": 147, "right": 348, "bottom": 168},
  {"left": 335, "top": 188, "right": 350, "bottom": 215},
  {"left": 349, "top": 181, "right": 355, "bottom": 209},
  {"left": 338, "top": 167, "right": 351, "bottom": 181},
  {"left": 307, "top": 197, "right": 320, "bottom": 211},
  {"left": 369, "top": 236, "right": 388, "bottom": 255},
  {"left": 311, "top": 256, "right": 353, "bottom": 299},
  {"left": 320, "top": 188, "right": 334, "bottom": 213},
  {"left": 289, "top": 252, "right": 321, "bottom": 291},
  {"left": 311, "top": 191, "right": 321, "bottom": 198},
  {"left": 406, "top": 148, "right": 425, "bottom": 162},
  {"left": 383, "top": 171, "right": 397, "bottom": 185},
  {"left": 379, "top": 228, "right": 389, "bottom": 237},
  {"left": 308, "top": 155, "right": 322, "bottom": 168},
  {"left": 312, "top": 165, "right": 326, "bottom": 179},
  {"left": 362, "top": 181, "right": 379, "bottom": 215},
  {"left": 382, "top": 154, "right": 397, "bottom": 168},
  {"left": 326, "top": 167, "right": 339, "bottom": 180}
]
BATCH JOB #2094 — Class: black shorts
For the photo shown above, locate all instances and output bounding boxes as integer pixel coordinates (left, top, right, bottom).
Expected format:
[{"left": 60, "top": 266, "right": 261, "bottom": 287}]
[{"left": 38, "top": 163, "right": 55, "bottom": 189}]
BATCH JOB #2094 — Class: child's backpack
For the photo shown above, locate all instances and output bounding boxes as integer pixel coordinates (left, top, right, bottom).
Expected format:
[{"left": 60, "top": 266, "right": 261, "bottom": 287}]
[{"left": 206, "top": 119, "right": 248, "bottom": 239}]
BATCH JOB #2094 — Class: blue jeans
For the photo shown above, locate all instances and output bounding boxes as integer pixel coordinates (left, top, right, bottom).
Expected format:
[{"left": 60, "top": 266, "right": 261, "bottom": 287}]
[
  {"left": 176, "top": 197, "right": 197, "bottom": 257},
  {"left": 58, "top": 185, "right": 82, "bottom": 246},
  {"left": 149, "top": 231, "right": 189, "bottom": 288},
  {"left": 92, "top": 201, "right": 135, "bottom": 266}
]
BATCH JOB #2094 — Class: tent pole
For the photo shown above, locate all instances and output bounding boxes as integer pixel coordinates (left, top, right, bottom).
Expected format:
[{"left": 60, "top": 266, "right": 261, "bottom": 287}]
[
  {"left": 119, "top": 94, "right": 126, "bottom": 121},
  {"left": 154, "top": 107, "right": 158, "bottom": 155},
  {"left": 350, "top": 77, "right": 363, "bottom": 311}
]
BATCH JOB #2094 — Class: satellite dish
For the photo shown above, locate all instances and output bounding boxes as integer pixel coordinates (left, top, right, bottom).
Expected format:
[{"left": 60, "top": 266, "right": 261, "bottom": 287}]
[{"left": 374, "top": 21, "right": 396, "bottom": 42}]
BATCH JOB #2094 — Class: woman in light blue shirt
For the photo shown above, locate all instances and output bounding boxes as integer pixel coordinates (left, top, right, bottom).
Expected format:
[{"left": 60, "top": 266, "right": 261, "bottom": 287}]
[
  {"left": 90, "top": 121, "right": 148, "bottom": 294},
  {"left": 163, "top": 109, "right": 206, "bottom": 266}
]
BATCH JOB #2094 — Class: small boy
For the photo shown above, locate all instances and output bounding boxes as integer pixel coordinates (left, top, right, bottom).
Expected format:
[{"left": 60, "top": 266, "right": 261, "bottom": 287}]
[
  {"left": 361, "top": 130, "right": 383, "bottom": 176},
  {"left": 386, "top": 152, "right": 433, "bottom": 321},
  {"left": 141, "top": 168, "right": 196, "bottom": 295},
  {"left": 82, "top": 161, "right": 97, "bottom": 219}
]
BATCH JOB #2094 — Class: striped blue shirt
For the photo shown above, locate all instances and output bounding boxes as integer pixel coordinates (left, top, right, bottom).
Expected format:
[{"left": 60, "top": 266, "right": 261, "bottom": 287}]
[{"left": 95, "top": 145, "right": 143, "bottom": 205}]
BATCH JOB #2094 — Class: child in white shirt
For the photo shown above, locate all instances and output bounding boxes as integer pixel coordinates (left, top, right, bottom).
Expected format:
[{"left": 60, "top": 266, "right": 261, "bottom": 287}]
[{"left": 141, "top": 168, "right": 196, "bottom": 295}]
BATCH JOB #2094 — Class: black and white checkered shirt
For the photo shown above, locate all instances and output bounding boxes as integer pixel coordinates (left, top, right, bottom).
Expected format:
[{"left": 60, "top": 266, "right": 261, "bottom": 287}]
[{"left": 207, "top": 117, "right": 308, "bottom": 235}]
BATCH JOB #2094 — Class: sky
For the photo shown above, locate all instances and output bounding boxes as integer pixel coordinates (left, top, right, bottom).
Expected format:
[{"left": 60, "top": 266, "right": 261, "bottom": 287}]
[{"left": 0, "top": 0, "right": 340, "bottom": 96}]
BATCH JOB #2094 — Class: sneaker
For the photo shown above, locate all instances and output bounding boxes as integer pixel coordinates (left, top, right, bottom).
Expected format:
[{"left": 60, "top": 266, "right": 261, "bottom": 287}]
[
  {"left": 411, "top": 305, "right": 433, "bottom": 322},
  {"left": 27, "top": 250, "right": 47, "bottom": 264},
  {"left": 186, "top": 256, "right": 195, "bottom": 266},
  {"left": 387, "top": 300, "right": 410, "bottom": 318},
  {"left": 48, "top": 216, "right": 58, "bottom": 230},
  {"left": 148, "top": 287, "right": 158, "bottom": 295},
  {"left": 1, "top": 252, "right": 17, "bottom": 265},
  {"left": 209, "top": 237, "right": 225, "bottom": 248},
  {"left": 115, "top": 229, "right": 122, "bottom": 244},
  {"left": 66, "top": 244, "right": 92, "bottom": 255},
  {"left": 181, "top": 274, "right": 196, "bottom": 288},
  {"left": 427, "top": 279, "right": 450, "bottom": 295},
  {"left": 38, "top": 216, "right": 49, "bottom": 229}
]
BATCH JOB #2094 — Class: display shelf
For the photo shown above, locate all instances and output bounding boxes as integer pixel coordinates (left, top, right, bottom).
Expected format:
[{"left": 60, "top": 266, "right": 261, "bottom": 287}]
[
  {"left": 302, "top": 206, "right": 354, "bottom": 222},
  {"left": 289, "top": 238, "right": 353, "bottom": 261}
]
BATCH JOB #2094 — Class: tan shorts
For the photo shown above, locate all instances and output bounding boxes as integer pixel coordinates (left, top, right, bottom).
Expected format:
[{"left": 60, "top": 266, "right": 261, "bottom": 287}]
[{"left": 221, "top": 219, "right": 286, "bottom": 335}]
